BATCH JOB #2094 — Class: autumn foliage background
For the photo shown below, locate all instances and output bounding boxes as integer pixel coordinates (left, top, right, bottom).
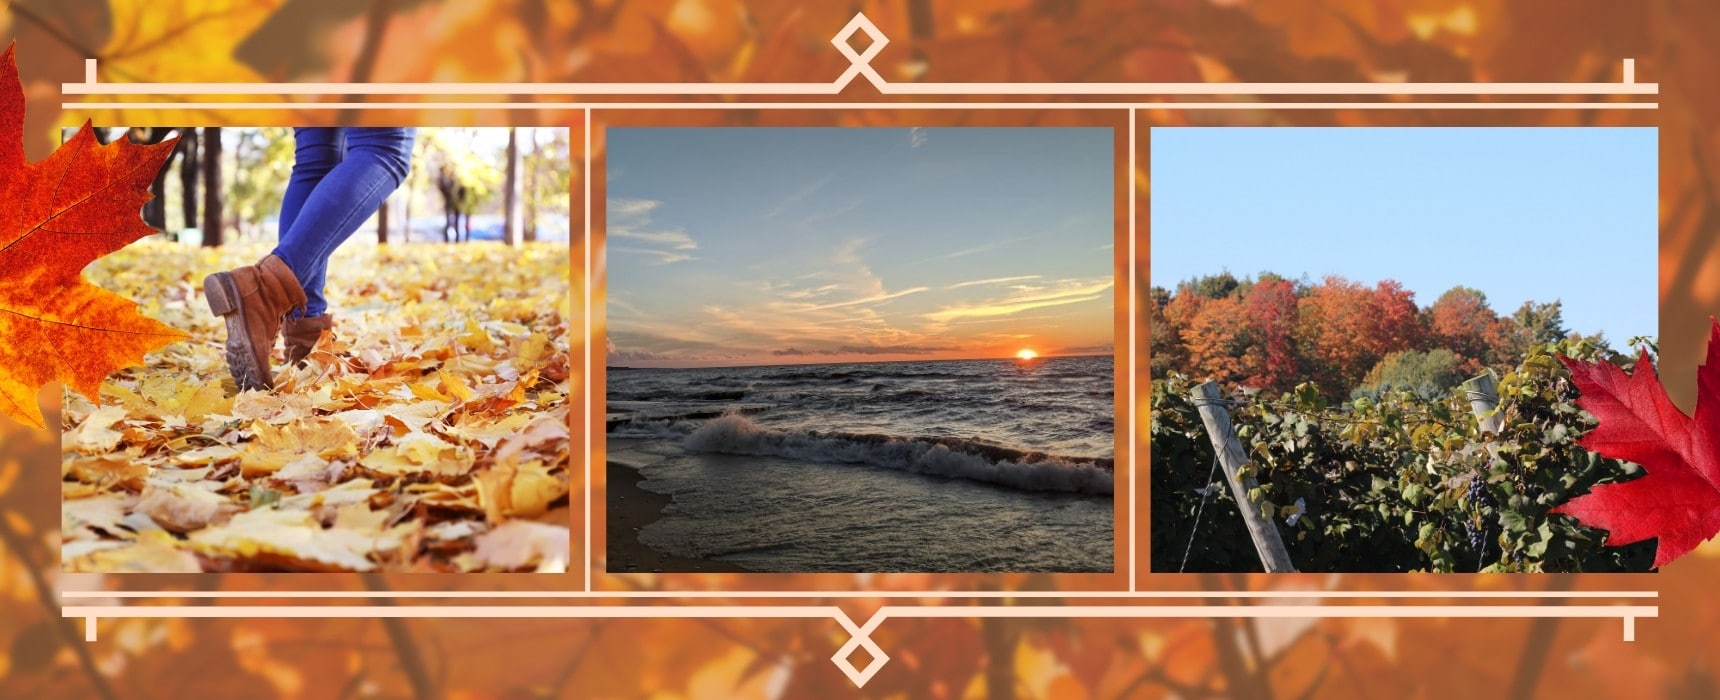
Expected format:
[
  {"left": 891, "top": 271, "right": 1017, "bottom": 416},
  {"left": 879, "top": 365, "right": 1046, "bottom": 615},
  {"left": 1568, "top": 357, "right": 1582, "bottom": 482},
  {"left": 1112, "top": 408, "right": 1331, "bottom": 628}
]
[{"left": 2, "top": 0, "right": 1718, "bottom": 698}]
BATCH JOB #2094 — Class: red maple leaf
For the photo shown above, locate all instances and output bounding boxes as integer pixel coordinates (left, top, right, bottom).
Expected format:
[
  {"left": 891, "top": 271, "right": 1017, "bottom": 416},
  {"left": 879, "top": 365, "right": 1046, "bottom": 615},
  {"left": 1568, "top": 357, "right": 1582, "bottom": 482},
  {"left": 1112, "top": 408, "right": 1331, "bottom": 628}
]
[
  {"left": 0, "top": 44, "right": 185, "bottom": 428},
  {"left": 1555, "top": 318, "right": 1720, "bottom": 568}
]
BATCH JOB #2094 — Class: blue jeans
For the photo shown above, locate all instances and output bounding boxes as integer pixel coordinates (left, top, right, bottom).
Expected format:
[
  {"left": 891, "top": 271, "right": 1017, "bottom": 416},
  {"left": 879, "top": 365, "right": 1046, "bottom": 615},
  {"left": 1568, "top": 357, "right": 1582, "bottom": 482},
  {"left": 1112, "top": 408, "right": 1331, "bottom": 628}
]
[{"left": 271, "top": 127, "right": 416, "bottom": 318}]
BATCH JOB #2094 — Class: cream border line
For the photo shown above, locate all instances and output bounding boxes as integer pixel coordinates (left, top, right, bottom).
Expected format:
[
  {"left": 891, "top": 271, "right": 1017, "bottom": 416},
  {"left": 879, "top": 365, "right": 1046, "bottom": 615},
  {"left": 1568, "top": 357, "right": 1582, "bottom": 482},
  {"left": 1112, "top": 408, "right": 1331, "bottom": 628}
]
[
  {"left": 57, "top": 11, "right": 1662, "bottom": 689},
  {"left": 62, "top": 15, "right": 1653, "bottom": 98},
  {"left": 63, "top": 603, "right": 1658, "bottom": 687}
]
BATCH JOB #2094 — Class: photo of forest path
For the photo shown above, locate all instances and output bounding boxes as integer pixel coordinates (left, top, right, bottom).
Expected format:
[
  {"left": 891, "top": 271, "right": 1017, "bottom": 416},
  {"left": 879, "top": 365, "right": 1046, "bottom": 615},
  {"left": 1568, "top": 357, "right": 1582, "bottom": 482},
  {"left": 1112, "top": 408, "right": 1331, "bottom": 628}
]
[{"left": 1149, "top": 127, "right": 1658, "bottom": 573}]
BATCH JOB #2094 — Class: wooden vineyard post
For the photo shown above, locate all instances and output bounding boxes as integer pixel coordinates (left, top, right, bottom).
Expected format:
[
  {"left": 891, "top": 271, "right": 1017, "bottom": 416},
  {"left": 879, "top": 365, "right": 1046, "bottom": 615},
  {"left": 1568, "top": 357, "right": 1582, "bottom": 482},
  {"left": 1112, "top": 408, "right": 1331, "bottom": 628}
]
[
  {"left": 1462, "top": 372, "right": 1504, "bottom": 435},
  {"left": 1191, "top": 381, "right": 1297, "bottom": 573}
]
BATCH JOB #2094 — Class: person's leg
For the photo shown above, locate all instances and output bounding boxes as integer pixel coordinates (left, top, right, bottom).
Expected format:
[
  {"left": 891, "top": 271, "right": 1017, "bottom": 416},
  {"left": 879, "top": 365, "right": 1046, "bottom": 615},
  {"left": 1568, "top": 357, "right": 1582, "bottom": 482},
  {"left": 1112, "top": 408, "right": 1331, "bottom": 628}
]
[
  {"left": 271, "top": 127, "right": 416, "bottom": 318},
  {"left": 277, "top": 127, "right": 345, "bottom": 240}
]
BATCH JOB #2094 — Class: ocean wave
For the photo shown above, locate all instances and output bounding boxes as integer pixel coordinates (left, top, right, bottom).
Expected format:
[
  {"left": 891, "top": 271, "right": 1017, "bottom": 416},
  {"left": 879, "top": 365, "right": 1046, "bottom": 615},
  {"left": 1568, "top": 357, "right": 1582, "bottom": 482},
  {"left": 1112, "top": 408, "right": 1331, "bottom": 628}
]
[
  {"left": 611, "top": 389, "right": 747, "bottom": 402},
  {"left": 682, "top": 414, "right": 1114, "bottom": 496}
]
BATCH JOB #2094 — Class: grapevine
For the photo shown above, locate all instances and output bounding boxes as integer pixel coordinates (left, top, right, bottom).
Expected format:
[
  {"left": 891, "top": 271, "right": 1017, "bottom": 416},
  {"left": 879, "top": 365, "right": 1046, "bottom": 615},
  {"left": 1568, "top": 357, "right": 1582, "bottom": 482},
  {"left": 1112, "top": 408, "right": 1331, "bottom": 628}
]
[{"left": 1151, "top": 338, "right": 1658, "bottom": 573}]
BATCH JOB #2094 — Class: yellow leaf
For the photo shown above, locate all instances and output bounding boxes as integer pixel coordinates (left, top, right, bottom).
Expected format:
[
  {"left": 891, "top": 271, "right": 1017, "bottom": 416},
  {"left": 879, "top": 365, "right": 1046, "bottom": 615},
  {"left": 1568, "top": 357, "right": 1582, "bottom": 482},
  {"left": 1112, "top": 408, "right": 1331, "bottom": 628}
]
[
  {"left": 136, "top": 481, "right": 239, "bottom": 533},
  {"left": 189, "top": 508, "right": 389, "bottom": 573},
  {"left": 514, "top": 332, "right": 553, "bottom": 365},
  {"left": 508, "top": 460, "right": 565, "bottom": 518},
  {"left": 410, "top": 381, "right": 452, "bottom": 403},
  {"left": 72, "top": 405, "right": 130, "bottom": 453},
  {"left": 438, "top": 369, "right": 475, "bottom": 402},
  {"left": 459, "top": 319, "right": 497, "bottom": 354},
  {"left": 243, "top": 418, "right": 359, "bottom": 475}
]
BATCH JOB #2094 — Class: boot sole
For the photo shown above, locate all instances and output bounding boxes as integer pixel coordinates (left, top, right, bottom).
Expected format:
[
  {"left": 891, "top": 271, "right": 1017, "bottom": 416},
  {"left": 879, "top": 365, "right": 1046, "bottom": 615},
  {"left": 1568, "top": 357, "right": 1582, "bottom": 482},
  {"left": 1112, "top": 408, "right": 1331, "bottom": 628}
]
[{"left": 203, "top": 271, "right": 274, "bottom": 391}]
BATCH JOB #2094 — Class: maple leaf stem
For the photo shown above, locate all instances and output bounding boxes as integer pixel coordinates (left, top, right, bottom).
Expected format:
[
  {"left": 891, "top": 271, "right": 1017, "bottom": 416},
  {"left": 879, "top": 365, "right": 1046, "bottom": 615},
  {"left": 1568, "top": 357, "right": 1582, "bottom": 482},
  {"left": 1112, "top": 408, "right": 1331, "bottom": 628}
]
[
  {"left": 4, "top": 3, "right": 98, "bottom": 59},
  {"left": 348, "top": 0, "right": 399, "bottom": 84},
  {"left": 360, "top": 573, "right": 440, "bottom": 700},
  {"left": 0, "top": 507, "right": 125, "bottom": 700},
  {"left": 546, "top": 622, "right": 608, "bottom": 698},
  {"left": 103, "top": 7, "right": 259, "bottom": 63},
  {"left": 1505, "top": 576, "right": 1576, "bottom": 700},
  {"left": 1210, "top": 615, "right": 1274, "bottom": 700},
  {"left": 1111, "top": 666, "right": 1219, "bottom": 700}
]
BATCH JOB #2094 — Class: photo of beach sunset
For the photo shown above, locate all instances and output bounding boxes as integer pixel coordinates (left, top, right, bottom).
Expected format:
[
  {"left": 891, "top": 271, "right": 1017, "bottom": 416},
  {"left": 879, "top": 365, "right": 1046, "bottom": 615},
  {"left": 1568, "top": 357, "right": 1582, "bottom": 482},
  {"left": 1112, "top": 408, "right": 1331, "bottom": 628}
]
[{"left": 603, "top": 127, "right": 1116, "bottom": 574}]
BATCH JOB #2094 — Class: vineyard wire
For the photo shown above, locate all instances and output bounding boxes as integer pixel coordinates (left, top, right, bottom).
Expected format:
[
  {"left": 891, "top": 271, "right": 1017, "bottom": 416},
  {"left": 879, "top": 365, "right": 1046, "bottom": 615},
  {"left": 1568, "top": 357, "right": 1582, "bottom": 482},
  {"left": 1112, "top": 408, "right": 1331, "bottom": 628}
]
[{"left": 1179, "top": 451, "right": 1224, "bottom": 573}]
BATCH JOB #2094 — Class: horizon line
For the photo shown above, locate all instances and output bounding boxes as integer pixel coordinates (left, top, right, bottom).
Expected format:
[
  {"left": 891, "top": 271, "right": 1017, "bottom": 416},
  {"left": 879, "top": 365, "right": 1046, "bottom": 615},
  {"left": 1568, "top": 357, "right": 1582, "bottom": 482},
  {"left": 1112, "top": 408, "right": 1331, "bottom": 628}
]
[{"left": 607, "top": 352, "right": 1114, "bottom": 371}]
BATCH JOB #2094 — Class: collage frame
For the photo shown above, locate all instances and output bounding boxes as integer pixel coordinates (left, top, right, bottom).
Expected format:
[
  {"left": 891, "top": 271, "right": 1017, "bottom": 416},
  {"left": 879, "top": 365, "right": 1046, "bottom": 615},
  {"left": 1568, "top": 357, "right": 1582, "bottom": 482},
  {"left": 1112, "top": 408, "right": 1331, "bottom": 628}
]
[{"left": 56, "top": 13, "right": 1661, "bottom": 688}]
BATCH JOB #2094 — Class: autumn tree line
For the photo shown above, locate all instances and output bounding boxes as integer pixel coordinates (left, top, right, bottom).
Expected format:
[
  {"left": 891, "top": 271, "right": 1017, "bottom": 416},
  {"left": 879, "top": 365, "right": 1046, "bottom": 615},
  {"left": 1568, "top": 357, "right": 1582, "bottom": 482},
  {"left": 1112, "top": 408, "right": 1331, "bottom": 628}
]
[
  {"left": 86, "top": 127, "right": 571, "bottom": 246},
  {"left": 1148, "top": 272, "right": 1609, "bottom": 401}
]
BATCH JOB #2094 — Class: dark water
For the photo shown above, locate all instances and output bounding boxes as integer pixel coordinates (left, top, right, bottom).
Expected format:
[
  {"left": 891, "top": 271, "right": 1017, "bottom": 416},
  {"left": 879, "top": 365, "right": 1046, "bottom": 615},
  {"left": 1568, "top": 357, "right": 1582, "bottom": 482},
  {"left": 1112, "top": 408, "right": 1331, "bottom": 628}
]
[{"left": 608, "top": 356, "right": 1115, "bottom": 573}]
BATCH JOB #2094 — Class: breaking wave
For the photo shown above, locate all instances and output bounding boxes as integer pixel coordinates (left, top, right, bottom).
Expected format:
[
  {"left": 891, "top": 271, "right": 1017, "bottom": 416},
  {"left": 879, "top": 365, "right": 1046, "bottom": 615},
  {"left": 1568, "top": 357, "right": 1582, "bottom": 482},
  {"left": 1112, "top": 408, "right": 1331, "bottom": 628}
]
[{"left": 681, "top": 414, "right": 1113, "bottom": 496}]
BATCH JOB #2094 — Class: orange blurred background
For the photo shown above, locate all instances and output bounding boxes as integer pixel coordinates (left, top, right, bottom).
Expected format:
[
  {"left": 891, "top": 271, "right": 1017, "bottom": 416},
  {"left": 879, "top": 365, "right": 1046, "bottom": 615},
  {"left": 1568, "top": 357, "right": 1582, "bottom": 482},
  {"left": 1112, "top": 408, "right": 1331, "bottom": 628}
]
[{"left": 3, "top": 1, "right": 1712, "bottom": 698}]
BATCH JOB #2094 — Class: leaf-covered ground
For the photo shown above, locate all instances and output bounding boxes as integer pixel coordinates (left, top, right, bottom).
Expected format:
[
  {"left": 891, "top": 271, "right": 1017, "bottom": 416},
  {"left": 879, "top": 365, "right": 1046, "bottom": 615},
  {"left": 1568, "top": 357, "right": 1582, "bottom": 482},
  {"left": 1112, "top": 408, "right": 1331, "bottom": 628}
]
[{"left": 60, "top": 240, "right": 571, "bottom": 573}]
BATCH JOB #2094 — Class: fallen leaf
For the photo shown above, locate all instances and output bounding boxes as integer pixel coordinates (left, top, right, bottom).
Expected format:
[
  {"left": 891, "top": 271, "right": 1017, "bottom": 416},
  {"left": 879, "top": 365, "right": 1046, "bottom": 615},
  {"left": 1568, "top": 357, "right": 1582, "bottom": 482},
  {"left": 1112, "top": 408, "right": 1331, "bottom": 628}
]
[
  {"left": 65, "top": 531, "right": 202, "bottom": 573},
  {"left": 136, "top": 481, "right": 241, "bottom": 533},
  {"left": 62, "top": 494, "right": 132, "bottom": 541},
  {"left": 469, "top": 520, "right": 570, "bottom": 572},
  {"left": 70, "top": 405, "right": 131, "bottom": 453},
  {"left": 189, "top": 508, "right": 394, "bottom": 572}
]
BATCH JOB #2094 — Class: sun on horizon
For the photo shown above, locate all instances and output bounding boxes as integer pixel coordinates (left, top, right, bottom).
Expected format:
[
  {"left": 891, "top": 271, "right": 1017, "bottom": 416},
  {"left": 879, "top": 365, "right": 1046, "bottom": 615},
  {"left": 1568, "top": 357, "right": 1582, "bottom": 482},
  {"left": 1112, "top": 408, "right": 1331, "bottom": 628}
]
[
  {"left": 604, "top": 127, "right": 1113, "bottom": 369},
  {"left": 1015, "top": 349, "right": 1039, "bottom": 361}
]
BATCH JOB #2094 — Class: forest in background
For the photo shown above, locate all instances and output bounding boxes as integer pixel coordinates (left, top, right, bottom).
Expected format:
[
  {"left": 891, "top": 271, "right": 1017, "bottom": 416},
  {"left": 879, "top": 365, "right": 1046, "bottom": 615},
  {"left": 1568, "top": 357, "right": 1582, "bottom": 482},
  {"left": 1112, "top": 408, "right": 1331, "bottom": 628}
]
[
  {"left": 1149, "top": 271, "right": 1621, "bottom": 401},
  {"left": 76, "top": 126, "right": 572, "bottom": 246}
]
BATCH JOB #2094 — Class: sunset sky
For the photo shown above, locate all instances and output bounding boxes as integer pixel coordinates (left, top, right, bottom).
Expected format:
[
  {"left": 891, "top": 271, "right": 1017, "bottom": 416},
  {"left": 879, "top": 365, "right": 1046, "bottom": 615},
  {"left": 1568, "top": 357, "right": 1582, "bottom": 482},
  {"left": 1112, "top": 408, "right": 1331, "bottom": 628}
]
[{"left": 605, "top": 127, "right": 1114, "bottom": 368}]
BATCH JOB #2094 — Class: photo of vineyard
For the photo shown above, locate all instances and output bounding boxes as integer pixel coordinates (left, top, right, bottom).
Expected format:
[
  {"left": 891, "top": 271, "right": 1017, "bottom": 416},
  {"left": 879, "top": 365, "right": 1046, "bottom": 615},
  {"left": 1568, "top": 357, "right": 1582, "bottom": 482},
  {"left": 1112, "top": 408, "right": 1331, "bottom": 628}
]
[{"left": 1149, "top": 127, "right": 1658, "bottom": 573}]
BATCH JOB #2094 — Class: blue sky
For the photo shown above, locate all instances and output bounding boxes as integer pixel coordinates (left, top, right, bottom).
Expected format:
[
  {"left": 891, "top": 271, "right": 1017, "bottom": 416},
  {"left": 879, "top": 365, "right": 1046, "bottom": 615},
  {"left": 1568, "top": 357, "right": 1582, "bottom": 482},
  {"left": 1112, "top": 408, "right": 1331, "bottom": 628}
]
[
  {"left": 1150, "top": 127, "right": 1658, "bottom": 343},
  {"left": 605, "top": 127, "right": 1115, "bottom": 367}
]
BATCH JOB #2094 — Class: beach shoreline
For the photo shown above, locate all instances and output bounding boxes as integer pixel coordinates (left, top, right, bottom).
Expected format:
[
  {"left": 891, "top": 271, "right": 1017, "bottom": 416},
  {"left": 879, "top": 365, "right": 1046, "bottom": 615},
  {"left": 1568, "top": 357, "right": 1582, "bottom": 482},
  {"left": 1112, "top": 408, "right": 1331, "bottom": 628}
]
[{"left": 605, "top": 460, "right": 754, "bottom": 574}]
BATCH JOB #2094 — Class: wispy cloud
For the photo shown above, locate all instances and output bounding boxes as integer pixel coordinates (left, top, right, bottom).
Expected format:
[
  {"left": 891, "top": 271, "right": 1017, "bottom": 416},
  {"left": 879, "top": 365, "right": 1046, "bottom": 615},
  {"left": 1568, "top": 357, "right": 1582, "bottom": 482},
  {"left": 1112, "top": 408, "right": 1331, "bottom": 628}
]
[
  {"left": 777, "top": 284, "right": 844, "bottom": 300},
  {"left": 774, "top": 343, "right": 954, "bottom": 357},
  {"left": 925, "top": 278, "right": 1113, "bottom": 322},
  {"left": 764, "top": 173, "right": 836, "bottom": 219},
  {"left": 609, "top": 198, "right": 659, "bottom": 217},
  {"left": 605, "top": 337, "right": 672, "bottom": 363},
  {"left": 611, "top": 229, "right": 697, "bottom": 249},
  {"left": 947, "top": 274, "right": 1042, "bottom": 290},
  {"left": 793, "top": 198, "right": 866, "bottom": 227},
  {"left": 915, "top": 234, "right": 1039, "bottom": 265},
  {"left": 611, "top": 246, "right": 696, "bottom": 265},
  {"left": 806, "top": 286, "right": 930, "bottom": 310},
  {"left": 909, "top": 127, "right": 928, "bottom": 149},
  {"left": 608, "top": 197, "right": 697, "bottom": 264}
]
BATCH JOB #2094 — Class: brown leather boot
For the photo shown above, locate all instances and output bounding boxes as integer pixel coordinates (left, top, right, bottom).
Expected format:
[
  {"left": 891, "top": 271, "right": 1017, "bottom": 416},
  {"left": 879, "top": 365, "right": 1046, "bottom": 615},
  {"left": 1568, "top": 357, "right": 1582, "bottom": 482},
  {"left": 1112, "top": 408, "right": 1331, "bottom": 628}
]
[
  {"left": 203, "top": 254, "right": 306, "bottom": 391},
  {"left": 282, "top": 314, "right": 334, "bottom": 367}
]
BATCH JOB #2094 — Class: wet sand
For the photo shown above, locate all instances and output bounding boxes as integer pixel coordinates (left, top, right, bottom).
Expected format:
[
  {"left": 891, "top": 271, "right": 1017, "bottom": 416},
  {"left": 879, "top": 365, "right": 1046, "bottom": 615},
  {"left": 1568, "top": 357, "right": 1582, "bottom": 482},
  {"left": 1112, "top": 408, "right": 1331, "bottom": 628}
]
[{"left": 605, "top": 460, "right": 753, "bottom": 574}]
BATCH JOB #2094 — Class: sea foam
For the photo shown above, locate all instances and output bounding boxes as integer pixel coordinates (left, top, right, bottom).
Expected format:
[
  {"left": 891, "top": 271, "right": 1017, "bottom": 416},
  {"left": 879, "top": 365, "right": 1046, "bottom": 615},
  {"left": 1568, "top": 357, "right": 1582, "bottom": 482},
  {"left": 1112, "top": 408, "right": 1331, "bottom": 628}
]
[{"left": 682, "top": 414, "right": 1114, "bottom": 496}]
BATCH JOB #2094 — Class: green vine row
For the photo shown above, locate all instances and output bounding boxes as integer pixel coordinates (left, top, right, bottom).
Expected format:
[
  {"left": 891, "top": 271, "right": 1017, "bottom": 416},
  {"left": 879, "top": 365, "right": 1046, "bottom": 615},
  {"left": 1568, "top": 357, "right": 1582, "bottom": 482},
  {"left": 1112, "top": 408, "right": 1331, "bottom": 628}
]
[{"left": 1151, "top": 337, "right": 1658, "bottom": 573}]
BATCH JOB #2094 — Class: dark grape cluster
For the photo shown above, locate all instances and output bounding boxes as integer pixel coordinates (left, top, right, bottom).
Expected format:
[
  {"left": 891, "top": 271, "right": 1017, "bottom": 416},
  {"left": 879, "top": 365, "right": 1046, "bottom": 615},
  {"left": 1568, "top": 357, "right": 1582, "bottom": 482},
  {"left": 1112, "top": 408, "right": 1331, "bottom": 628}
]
[{"left": 1465, "top": 475, "right": 1489, "bottom": 570}]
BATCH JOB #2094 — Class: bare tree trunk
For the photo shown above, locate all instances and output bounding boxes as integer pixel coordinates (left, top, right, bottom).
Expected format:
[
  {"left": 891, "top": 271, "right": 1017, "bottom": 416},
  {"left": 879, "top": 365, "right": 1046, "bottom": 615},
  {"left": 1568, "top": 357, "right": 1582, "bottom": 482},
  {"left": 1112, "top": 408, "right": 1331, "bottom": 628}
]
[
  {"left": 982, "top": 617, "right": 1018, "bottom": 700},
  {"left": 133, "top": 127, "right": 181, "bottom": 232},
  {"left": 180, "top": 129, "right": 199, "bottom": 232},
  {"left": 202, "top": 127, "right": 224, "bottom": 247},
  {"left": 524, "top": 129, "right": 539, "bottom": 243},
  {"left": 403, "top": 180, "right": 415, "bottom": 243},
  {"left": 503, "top": 127, "right": 521, "bottom": 246},
  {"left": 377, "top": 196, "right": 390, "bottom": 244},
  {"left": 144, "top": 164, "right": 169, "bottom": 230}
]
